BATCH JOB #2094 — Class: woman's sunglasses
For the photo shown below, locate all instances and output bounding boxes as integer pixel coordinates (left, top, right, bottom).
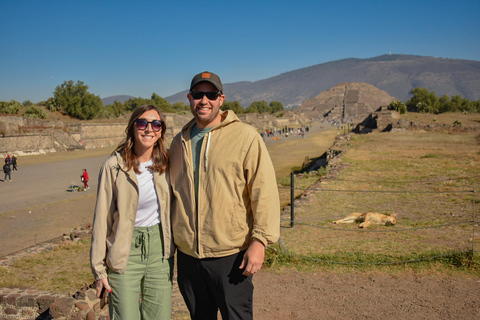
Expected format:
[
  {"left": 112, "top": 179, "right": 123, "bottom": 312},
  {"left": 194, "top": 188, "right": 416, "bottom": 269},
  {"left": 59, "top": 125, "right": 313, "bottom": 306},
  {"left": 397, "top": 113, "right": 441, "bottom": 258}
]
[
  {"left": 135, "top": 119, "right": 164, "bottom": 132},
  {"left": 190, "top": 90, "right": 221, "bottom": 100}
]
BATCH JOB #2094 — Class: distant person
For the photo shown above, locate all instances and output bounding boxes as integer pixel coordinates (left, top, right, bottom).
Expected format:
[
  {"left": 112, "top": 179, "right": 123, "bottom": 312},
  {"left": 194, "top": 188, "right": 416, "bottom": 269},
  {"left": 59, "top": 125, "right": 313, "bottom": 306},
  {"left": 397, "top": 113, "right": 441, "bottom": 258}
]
[
  {"left": 3, "top": 162, "right": 11, "bottom": 182},
  {"left": 81, "top": 169, "right": 89, "bottom": 190},
  {"left": 169, "top": 71, "right": 280, "bottom": 319},
  {"left": 5, "top": 154, "right": 10, "bottom": 165},
  {"left": 11, "top": 156, "right": 17, "bottom": 171},
  {"left": 90, "top": 104, "right": 174, "bottom": 319}
]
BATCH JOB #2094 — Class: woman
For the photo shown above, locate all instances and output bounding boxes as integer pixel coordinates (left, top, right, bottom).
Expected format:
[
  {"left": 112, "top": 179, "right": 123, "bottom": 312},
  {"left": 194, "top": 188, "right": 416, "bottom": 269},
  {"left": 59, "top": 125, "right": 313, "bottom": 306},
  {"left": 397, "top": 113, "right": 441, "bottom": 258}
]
[{"left": 90, "top": 104, "right": 175, "bottom": 319}]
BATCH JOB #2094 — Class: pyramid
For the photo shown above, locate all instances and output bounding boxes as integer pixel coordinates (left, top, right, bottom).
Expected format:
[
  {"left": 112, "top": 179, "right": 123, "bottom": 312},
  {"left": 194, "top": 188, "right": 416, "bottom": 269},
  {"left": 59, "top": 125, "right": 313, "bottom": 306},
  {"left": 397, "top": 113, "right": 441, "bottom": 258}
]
[{"left": 298, "top": 82, "right": 395, "bottom": 123}]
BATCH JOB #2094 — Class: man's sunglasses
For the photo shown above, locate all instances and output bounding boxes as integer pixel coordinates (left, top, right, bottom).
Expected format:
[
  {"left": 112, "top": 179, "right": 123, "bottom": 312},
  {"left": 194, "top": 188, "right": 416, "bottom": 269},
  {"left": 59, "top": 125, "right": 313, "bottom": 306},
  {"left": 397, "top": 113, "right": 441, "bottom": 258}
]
[
  {"left": 135, "top": 119, "right": 164, "bottom": 132},
  {"left": 190, "top": 90, "right": 221, "bottom": 100}
]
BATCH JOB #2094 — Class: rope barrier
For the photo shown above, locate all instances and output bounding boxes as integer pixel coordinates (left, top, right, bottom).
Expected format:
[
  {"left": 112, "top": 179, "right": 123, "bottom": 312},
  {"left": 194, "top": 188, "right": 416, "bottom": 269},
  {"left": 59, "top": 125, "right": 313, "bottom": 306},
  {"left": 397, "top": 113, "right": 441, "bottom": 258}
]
[
  {"left": 278, "top": 186, "right": 475, "bottom": 194},
  {"left": 280, "top": 218, "right": 476, "bottom": 232}
]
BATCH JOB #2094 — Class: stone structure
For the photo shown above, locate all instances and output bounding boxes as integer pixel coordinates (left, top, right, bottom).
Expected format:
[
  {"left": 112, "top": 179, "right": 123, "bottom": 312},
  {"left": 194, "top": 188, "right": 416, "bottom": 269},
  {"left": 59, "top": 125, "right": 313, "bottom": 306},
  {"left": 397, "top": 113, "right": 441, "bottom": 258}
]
[
  {"left": 237, "top": 111, "right": 312, "bottom": 130},
  {"left": 354, "top": 107, "right": 480, "bottom": 134},
  {"left": 298, "top": 82, "right": 395, "bottom": 123},
  {"left": 0, "top": 111, "right": 314, "bottom": 156}
]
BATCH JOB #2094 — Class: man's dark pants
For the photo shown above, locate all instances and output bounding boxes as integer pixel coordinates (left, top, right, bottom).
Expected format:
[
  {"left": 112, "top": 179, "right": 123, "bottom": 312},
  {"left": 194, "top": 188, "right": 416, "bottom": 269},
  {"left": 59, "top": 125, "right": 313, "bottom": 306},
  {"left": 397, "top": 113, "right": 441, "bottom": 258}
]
[{"left": 177, "top": 250, "right": 253, "bottom": 320}]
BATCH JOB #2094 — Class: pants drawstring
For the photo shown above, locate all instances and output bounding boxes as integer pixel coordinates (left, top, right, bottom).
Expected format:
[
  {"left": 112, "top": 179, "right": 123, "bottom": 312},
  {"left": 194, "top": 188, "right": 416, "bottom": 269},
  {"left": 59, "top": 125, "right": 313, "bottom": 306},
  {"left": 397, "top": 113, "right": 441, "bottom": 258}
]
[{"left": 135, "top": 231, "right": 150, "bottom": 261}]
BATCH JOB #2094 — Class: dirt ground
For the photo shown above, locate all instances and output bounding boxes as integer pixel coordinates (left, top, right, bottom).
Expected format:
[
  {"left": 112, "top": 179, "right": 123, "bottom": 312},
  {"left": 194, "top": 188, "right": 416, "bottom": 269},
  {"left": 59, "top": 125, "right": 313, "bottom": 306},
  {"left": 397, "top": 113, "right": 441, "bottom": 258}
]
[
  {"left": 253, "top": 271, "right": 480, "bottom": 319},
  {"left": 1, "top": 127, "right": 480, "bottom": 319}
]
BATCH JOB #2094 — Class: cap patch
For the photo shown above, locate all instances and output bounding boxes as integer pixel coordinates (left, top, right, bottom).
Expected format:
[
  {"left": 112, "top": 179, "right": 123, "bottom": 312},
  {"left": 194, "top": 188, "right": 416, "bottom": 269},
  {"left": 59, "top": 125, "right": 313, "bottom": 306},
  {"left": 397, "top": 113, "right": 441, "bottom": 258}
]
[{"left": 201, "top": 72, "right": 211, "bottom": 79}]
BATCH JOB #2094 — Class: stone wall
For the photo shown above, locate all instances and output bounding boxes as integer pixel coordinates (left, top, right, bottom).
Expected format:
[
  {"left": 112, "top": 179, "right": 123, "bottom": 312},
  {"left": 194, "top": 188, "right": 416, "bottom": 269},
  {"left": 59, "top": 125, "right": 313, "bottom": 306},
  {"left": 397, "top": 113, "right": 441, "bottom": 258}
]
[
  {"left": 0, "top": 286, "right": 109, "bottom": 320},
  {"left": 1, "top": 111, "right": 316, "bottom": 156},
  {"left": 80, "top": 123, "right": 126, "bottom": 149},
  {"left": 354, "top": 108, "right": 480, "bottom": 134},
  {"left": 0, "top": 133, "right": 56, "bottom": 155},
  {"left": 0, "top": 225, "right": 110, "bottom": 320}
]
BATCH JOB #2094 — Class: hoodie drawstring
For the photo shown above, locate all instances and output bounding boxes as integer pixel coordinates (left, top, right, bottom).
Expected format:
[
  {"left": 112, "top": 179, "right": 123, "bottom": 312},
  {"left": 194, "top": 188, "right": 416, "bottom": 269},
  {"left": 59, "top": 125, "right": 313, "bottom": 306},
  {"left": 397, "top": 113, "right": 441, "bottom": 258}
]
[{"left": 204, "top": 131, "right": 212, "bottom": 171}]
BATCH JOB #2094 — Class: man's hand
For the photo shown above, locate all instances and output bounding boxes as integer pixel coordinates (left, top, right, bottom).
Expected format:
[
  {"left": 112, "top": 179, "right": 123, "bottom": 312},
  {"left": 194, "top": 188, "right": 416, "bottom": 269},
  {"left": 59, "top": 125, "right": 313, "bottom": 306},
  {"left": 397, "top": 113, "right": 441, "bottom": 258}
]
[{"left": 239, "top": 239, "right": 265, "bottom": 276}]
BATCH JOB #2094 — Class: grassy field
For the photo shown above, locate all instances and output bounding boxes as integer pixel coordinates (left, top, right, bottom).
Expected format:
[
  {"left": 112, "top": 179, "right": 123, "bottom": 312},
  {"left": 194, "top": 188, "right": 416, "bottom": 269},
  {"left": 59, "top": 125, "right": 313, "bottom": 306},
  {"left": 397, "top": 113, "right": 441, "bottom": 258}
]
[
  {"left": 1, "top": 116, "right": 479, "bottom": 293},
  {"left": 274, "top": 130, "right": 479, "bottom": 274}
]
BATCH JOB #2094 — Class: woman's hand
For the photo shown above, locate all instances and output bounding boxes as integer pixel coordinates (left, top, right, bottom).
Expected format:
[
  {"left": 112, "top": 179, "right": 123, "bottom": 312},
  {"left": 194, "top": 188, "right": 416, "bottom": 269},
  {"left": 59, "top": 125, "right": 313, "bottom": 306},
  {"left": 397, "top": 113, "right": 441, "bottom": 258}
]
[{"left": 95, "top": 278, "right": 112, "bottom": 298}]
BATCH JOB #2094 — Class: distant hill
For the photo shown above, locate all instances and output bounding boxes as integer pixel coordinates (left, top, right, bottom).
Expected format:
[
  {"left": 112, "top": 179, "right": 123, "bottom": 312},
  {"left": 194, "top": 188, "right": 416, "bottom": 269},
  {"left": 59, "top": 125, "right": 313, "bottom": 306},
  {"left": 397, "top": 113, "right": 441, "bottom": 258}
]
[
  {"left": 165, "top": 54, "right": 480, "bottom": 108},
  {"left": 102, "top": 95, "right": 135, "bottom": 105}
]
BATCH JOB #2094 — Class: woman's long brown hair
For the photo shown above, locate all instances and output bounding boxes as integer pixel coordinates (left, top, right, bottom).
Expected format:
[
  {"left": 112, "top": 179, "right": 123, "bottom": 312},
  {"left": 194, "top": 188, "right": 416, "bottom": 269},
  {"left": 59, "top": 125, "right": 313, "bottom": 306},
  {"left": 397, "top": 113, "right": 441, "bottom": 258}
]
[{"left": 113, "top": 104, "right": 168, "bottom": 174}]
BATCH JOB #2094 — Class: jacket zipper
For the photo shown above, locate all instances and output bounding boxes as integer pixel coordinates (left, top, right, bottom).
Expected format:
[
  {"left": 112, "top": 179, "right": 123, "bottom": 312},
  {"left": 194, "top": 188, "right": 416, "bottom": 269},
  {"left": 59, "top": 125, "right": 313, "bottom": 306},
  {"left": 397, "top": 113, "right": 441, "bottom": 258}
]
[{"left": 182, "top": 138, "right": 200, "bottom": 256}]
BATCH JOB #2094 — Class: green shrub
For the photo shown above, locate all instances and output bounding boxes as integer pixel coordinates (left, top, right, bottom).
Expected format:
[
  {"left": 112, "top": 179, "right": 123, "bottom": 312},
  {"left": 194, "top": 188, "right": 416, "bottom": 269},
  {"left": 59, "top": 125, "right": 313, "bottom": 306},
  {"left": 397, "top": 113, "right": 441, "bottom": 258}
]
[
  {"left": 388, "top": 100, "right": 407, "bottom": 114},
  {"left": 24, "top": 106, "right": 48, "bottom": 119},
  {"left": 0, "top": 100, "right": 22, "bottom": 115},
  {"left": 45, "top": 97, "right": 60, "bottom": 112}
]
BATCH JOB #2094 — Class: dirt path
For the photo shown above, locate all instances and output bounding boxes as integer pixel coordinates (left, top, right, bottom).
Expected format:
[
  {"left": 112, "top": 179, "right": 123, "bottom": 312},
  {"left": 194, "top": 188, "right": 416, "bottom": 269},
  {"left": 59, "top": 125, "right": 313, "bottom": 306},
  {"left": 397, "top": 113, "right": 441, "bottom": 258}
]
[
  {"left": 253, "top": 271, "right": 480, "bottom": 319},
  {"left": 0, "top": 155, "right": 108, "bottom": 256}
]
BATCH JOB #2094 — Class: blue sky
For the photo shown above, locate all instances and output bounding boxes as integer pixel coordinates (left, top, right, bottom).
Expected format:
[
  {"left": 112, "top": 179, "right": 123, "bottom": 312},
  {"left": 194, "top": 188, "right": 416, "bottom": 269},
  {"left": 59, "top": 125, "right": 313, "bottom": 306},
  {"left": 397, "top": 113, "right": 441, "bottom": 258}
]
[{"left": 1, "top": 0, "right": 479, "bottom": 103}]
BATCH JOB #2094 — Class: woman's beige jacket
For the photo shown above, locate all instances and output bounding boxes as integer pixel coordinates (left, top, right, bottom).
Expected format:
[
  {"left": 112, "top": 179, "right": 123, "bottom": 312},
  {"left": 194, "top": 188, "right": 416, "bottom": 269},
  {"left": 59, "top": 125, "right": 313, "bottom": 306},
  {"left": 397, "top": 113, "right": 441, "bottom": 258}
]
[{"left": 90, "top": 152, "right": 175, "bottom": 280}]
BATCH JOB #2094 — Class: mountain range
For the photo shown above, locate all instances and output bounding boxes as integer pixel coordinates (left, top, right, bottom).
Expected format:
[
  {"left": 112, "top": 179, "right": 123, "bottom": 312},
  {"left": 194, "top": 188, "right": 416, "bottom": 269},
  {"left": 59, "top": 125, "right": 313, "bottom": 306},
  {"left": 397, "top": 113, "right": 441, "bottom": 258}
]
[
  {"left": 101, "top": 95, "right": 135, "bottom": 106},
  {"left": 163, "top": 54, "right": 480, "bottom": 109}
]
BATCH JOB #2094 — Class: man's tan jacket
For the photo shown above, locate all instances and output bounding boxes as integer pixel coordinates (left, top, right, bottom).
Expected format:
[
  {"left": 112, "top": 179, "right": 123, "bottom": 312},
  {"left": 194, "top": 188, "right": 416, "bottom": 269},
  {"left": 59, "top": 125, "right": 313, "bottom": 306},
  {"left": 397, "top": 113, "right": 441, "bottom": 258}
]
[{"left": 169, "top": 110, "right": 280, "bottom": 259}]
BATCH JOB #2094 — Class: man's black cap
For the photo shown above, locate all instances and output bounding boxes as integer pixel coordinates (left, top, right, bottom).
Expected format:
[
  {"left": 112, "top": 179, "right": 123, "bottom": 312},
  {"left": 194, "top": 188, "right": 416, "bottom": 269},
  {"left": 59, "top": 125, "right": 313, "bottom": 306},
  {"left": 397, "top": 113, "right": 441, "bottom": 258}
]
[{"left": 189, "top": 71, "right": 223, "bottom": 93}]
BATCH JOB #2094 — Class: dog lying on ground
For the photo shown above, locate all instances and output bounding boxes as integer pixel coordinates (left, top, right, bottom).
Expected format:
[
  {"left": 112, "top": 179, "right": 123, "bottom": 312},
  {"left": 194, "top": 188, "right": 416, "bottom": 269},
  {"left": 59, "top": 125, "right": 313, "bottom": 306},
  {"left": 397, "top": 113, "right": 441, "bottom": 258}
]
[{"left": 333, "top": 212, "right": 396, "bottom": 228}]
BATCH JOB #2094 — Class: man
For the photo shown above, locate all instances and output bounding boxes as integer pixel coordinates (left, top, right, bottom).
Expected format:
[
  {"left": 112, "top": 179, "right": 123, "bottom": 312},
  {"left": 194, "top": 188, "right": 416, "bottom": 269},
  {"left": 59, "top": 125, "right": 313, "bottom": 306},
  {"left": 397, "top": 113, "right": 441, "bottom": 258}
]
[
  {"left": 169, "top": 71, "right": 280, "bottom": 319},
  {"left": 3, "top": 161, "right": 11, "bottom": 182}
]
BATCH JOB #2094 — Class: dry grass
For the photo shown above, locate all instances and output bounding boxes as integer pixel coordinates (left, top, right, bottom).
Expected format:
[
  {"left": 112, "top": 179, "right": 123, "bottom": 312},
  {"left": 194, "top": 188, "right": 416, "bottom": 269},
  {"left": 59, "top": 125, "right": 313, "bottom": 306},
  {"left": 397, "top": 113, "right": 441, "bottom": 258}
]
[
  {"left": 0, "top": 239, "right": 91, "bottom": 294},
  {"left": 268, "top": 127, "right": 338, "bottom": 178},
  {"left": 278, "top": 130, "right": 480, "bottom": 273},
  {"left": 268, "top": 127, "right": 339, "bottom": 206},
  {"left": 402, "top": 112, "right": 480, "bottom": 126}
]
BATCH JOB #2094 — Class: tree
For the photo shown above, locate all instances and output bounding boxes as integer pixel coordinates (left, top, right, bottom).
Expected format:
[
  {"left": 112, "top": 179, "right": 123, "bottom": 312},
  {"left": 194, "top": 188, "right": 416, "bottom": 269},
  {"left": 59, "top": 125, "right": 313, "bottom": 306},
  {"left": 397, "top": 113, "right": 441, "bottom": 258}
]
[
  {"left": 45, "top": 97, "right": 60, "bottom": 111},
  {"left": 406, "top": 87, "right": 439, "bottom": 113},
  {"left": 269, "top": 101, "right": 284, "bottom": 113},
  {"left": 222, "top": 101, "right": 244, "bottom": 114},
  {"left": 151, "top": 93, "right": 174, "bottom": 113},
  {"left": 438, "top": 95, "right": 451, "bottom": 113},
  {"left": 124, "top": 97, "right": 150, "bottom": 111},
  {"left": 387, "top": 100, "right": 407, "bottom": 114},
  {"left": 172, "top": 102, "right": 190, "bottom": 113},
  {"left": 99, "top": 100, "right": 127, "bottom": 119},
  {"left": 54, "top": 80, "right": 102, "bottom": 120},
  {"left": 111, "top": 100, "right": 127, "bottom": 116},
  {"left": 246, "top": 100, "right": 269, "bottom": 113}
]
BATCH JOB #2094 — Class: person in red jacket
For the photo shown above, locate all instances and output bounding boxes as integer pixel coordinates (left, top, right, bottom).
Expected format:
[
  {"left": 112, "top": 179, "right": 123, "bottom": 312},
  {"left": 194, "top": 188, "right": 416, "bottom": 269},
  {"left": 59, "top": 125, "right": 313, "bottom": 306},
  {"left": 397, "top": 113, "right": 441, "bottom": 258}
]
[{"left": 81, "top": 169, "right": 89, "bottom": 190}]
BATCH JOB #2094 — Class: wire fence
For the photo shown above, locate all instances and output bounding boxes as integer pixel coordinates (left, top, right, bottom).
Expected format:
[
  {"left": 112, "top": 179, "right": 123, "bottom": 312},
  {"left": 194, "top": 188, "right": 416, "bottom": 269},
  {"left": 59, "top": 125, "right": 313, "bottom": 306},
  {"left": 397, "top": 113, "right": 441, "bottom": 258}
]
[{"left": 272, "top": 175, "right": 478, "bottom": 266}]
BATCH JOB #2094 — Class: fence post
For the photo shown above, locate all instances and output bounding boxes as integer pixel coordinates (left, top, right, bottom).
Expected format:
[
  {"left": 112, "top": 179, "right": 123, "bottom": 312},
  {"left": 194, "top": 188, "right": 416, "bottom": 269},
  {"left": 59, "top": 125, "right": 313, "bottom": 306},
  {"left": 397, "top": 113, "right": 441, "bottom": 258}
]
[
  {"left": 291, "top": 172, "right": 294, "bottom": 228},
  {"left": 473, "top": 186, "right": 476, "bottom": 253}
]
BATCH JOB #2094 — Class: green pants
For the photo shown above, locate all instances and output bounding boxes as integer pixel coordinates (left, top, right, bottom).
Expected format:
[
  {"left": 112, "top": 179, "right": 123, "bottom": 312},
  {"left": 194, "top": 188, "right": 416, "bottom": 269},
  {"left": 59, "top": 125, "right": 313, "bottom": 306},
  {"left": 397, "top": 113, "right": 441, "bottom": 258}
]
[{"left": 108, "top": 224, "right": 173, "bottom": 320}]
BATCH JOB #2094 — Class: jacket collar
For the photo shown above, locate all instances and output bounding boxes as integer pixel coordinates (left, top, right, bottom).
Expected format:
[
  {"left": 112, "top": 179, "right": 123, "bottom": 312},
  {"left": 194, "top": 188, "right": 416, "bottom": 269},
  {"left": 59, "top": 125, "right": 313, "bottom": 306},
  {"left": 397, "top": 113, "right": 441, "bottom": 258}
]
[{"left": 181, "top": 110, "right": 240, "bottom": 140}]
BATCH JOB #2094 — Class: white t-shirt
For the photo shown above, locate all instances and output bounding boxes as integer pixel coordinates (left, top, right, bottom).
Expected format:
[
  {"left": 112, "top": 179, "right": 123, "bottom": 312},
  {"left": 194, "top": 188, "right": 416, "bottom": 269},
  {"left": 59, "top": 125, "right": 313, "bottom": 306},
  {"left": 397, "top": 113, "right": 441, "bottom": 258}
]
[{"left": 134, "top": 159, "right": 161, "bottom": 227}]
